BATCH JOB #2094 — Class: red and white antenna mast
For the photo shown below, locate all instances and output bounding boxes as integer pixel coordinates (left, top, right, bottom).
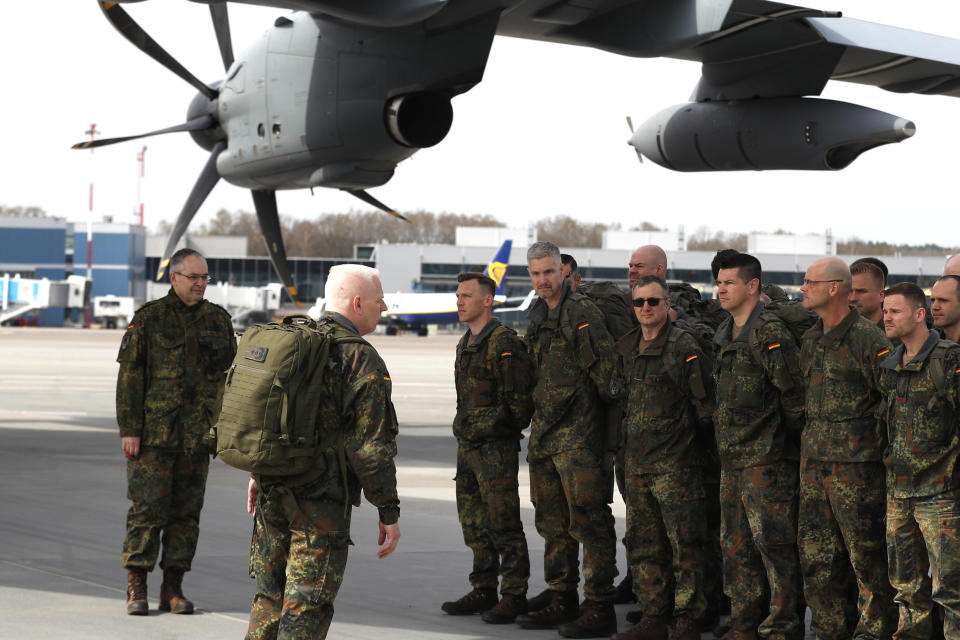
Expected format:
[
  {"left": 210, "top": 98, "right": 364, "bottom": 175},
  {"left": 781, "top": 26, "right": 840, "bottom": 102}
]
[{"left": 135, "top": 146, "right": 147, "bottom": 226}]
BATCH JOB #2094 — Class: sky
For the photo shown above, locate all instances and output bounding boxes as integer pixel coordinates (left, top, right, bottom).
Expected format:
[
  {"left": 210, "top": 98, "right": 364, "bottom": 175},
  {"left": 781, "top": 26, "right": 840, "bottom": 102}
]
[{"left": 1, "top": 1, "right": 959, "bottom": 247}]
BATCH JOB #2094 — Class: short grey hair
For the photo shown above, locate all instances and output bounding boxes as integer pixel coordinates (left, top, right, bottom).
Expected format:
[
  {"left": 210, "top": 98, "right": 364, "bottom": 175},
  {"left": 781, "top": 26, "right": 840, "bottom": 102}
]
[
  {"left": 632, "top": 275, "right": 669, "bottom": 298},
  {"left": 170, "top": 248, "right": 205, "bottom": 273},
  {"left": 325, "top": 264, "right": 381, "bottom": 310},
  {"left": 527, "top": 241, "right": 560, "bottom": 262}
]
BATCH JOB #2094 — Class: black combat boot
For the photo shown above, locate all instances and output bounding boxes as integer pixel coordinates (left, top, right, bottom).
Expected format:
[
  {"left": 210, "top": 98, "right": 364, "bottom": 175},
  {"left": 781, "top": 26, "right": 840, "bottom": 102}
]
[
  {"left": 670, "top": 616, "right": 700, "bottom": 640},
  {"left": 482, "top": 593, "right": 529, "bottom": 624},
  {"left": 526, "top": 587, "right": 554, "bottom": 613},
  {"left": 441, "top": 587, "right": 498, "bottom": 615},
  {"left": 158, "top": 567, "right": 194, "bottom": 614},
  {"left": 558, "top": 599, "right": 618, "bottom": 638},
  {"left": 516, "top": 589, "right": 579, "bottom": 629},
  {"left": 613, "top": 614, "right": 669, "bottom": 640},
  {"left": 126, "top": 568, "right": 148, "bottom": 616}
]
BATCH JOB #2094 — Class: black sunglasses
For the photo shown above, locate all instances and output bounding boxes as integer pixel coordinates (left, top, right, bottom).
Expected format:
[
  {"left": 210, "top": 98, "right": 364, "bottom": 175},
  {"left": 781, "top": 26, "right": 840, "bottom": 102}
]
[{"left": 632, "top": 297, "right": 663, "bottom": 308}]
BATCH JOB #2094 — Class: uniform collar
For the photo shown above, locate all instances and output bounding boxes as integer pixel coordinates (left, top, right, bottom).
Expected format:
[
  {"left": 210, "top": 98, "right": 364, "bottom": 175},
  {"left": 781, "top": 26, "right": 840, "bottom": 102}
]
[
  {"left": 325, "top": 311, "right": 359, "bottom": 335},
  {"left": 462, "top": 317, "right": 501, "bottom": 351},
  {"left": 807, "top": 307, "right": 860, "bottom": 345},
  {"left": 715, "top": 299, "right": 764, "bottom": 345},
  {"left": 880, "top": 329, "right": 939, "bottom": 371}
]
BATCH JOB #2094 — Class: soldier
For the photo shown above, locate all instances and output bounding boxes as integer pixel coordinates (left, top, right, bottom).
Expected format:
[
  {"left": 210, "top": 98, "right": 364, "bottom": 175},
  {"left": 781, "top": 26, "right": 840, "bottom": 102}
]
[
  {"left": 518, "top": 241, "right": 620, "bottom": 638},
  {"left": 117, "top": 248, "right": 236, "bottom": 615},
  {"left": 944, "top": 254, "right": 960, "bottom": 277},
  {"left": 561, "top": 253, "right": 583, "bottom": 291},
  {"left": 245, "top": 264, "right": 401, "bottom": 640},
  {"left": 849, "top": 259, "right": 887, "bottom": 328},
  {"left": 931, "top": 275, "right": 960, "bottom": 343},
  {"left": 441, "top": 272, "right": 535, "bottom": 624},
  {"left": 612, "top": 275, "right": 714, "bottom": 640},
  {"left": 878, "top": 283, "right": 960, "bottom": 640},
  {"left": 628, "top": 245, "right": 667, "bottom": 289},
  {"left": 798, "top": 257, "right": 895, "bottom": 640},
  {"left": 712, "top": 251, "right": 805, "bottom": 640}
]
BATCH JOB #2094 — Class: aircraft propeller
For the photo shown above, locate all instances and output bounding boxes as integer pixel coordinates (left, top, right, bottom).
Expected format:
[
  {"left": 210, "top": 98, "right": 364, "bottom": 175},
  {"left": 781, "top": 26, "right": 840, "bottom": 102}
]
[
  {"left": 625, "top": 116, "right": 643, "bottom": 164},
  {"left": 74, "top": 1, "right": 406, "bottom": 310}
]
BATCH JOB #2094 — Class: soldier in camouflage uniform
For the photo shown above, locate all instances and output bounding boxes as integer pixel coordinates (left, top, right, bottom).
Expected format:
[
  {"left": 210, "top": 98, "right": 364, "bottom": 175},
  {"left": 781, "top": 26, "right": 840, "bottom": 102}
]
[
  {"left": 712, "top": 251, "right": 806, "bottom": 640},
  {"left": 878, "top": 283, "right": 960, "bottom": 640},
  {"left": 931, "top": 276, "right": 960, "bottom": 343},
  {"left": 611, "top": 275, "right": 715, "bottom": 640},
  {"left": 245, "top": 265, "right": 400, "bottom": 640},
  {"left": 440, "top": 272, "right": 535, "bottom": 623},
  {"left": 798, "top": 257, "right": 895, "bottom": 640},
  {"left": 517, "top": 241, "right": 621, "bottom": 639},
  {"left": 117, "top": 248, "right": 236, "bottom": 615}
]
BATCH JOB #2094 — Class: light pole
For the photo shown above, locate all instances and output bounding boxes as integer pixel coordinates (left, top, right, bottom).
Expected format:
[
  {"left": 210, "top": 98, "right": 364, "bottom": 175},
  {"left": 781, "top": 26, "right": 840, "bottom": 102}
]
[{"left": 84, "top": 123, "right": 100, "bottom": 328}]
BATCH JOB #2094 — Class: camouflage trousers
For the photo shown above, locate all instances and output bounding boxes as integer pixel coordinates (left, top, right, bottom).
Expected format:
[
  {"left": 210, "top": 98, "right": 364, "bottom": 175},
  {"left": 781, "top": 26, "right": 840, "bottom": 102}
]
[
  {"left": 720, "top": 460, "right": 803, "bottom": 637},
  {"left": 624, "top": 465, "right": 706, "bottom": 619},
  {"left": 799, "top": 459, "right": 894, "bottom": 640},
  {"left": 246, "top": 486, "right": 351, "bottom": 640},
  {"left": 529, "top": 448, "right": 618, "bottom": 601},
  {"left": 887, "top": 489, "right": 960, "bottom": 640},
  {"left": 122, "top": 447, "right": 209, "bottom": 571},
  {"left": 704, "top": 471, "right": 725, "bottom": 616},
  {"left": 455, "top": 440, "right": 530, "bottom": 595}
]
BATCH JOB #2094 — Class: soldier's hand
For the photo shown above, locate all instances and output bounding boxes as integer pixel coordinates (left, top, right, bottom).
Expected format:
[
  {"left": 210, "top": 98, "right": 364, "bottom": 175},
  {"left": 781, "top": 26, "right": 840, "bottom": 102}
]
[
  {"left": 247, "top": 477, "right": 258, "bottom": 515},
  {"left": 377, "top": 521, "right": 400, "bottom": 559},
  {"left": 121, "top": 436, "right": 140, "bottom": 459}
]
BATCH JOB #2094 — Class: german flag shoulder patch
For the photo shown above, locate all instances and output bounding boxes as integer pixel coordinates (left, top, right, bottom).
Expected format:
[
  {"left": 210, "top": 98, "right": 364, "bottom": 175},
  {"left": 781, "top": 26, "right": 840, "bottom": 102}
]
[
  {"left": 877, "top": 348, "right": 890, "bottom": 358},
  {"left": 685, "top": 353, "right": 698, "bottom": 363},
  {"left": 577, "top": 321, "right": 590, "bottom": 330},
  {"left": 500, "top": 350, "right": 513, "bottom": 358},
  {"left": 767, "top": 342, "right": 781, "bottom": 351},
  {"left": 383, "top": 374, "right": 391, "bottom": 381}
]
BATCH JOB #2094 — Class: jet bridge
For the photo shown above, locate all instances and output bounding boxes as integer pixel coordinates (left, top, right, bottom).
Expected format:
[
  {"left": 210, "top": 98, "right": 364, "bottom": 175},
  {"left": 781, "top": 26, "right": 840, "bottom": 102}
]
[{"left": 0, "top": 275, "right": 88, "bottom": 324}]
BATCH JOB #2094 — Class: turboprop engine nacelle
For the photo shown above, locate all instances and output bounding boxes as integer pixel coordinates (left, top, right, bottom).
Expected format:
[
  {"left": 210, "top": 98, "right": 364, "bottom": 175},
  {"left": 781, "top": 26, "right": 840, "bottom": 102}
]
[{"left": 630, "top": 98, "right": 916, "bottom": 171}]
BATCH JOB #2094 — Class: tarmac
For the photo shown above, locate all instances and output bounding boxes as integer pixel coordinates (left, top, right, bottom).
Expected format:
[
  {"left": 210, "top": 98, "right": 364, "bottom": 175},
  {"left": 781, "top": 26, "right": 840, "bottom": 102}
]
[{"left": 0, "top": 327, "right": 645, "bottom": 640}]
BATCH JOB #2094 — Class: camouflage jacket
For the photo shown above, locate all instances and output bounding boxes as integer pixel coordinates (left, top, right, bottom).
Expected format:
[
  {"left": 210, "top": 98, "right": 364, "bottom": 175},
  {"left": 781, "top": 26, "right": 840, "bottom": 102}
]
[
  {"left": 262, "top": 313, "right": 400, "bottom": 525},
  {"left": 713, "top": 301, "right": 805, "bottom": 469},
  {"left": 878, "top": 331, "right": 960, "bottom": 499},
  {"left": 116, "top": 288, "right": 235, "bottom": 452},
  {"left": 799, "top": 308, "right": 891, "bottom": 462},
  {"left": 525, "top": 282, "right": 619, "bottom": 459},
  {"left": 616, "top": 321, "right": 715, "bottom": 474},
  {"left": 453, "top": 318, "right": 535, "bottom": 449}
]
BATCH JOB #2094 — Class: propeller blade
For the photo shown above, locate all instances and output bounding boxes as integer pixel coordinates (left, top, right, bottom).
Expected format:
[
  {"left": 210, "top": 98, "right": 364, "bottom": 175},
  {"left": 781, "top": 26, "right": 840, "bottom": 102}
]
[
  {"left": 155, "top": 141, "right": 226, "bottom": 281},
  {"left": 625, "top": 115, "right": 643, "bottom": 164},
  {"left": 98, "top": 1, "right": 217, "bottom": 101},
  {"left": 345, "top": 189, "right": 409, "bottom": 222},
  {"left": 71, "top": 115, "right": 216, "bottom": 150},
  {"left": 251, "top": 189, "right": 302, "bottom": 308},
  {"left": 209, "top": 3, "right": 235, "bottom": 72}
]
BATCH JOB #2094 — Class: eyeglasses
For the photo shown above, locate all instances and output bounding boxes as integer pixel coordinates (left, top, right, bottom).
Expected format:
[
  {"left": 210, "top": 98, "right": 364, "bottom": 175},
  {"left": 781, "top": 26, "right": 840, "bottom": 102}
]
[
  {"left": 632, "top": 297, "right": 663, "bottom": 308},
  {"left": 802, "top": 279, "right": 842, "bottom": 286},
  {"left": 174, "top": 272, "right": 212, "bottom": 284}
]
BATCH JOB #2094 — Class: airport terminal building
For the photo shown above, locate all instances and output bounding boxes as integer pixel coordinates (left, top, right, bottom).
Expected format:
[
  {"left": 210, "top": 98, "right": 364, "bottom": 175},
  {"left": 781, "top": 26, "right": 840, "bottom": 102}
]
[{"left": 0, "top": 216, "right": 953, "bottom": 327}]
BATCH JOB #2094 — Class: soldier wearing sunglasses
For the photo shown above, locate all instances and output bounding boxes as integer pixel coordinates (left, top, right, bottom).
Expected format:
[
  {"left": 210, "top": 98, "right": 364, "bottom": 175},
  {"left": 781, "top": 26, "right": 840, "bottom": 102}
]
[{"left": 611, "top": 275, "right": 714, "bottom": 640}]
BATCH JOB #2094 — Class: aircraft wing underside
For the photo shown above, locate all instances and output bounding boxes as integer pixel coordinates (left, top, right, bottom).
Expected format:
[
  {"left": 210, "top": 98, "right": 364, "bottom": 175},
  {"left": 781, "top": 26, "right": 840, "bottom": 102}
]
[{"left": 204, "top": 0, "right": 960, "bottom": 101}]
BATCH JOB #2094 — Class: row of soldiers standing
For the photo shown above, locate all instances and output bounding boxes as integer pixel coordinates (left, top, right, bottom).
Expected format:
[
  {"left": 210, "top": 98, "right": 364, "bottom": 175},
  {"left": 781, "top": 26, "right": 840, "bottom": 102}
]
[{"left": 443, "top": 241, "right": 960, "bottom": 640}]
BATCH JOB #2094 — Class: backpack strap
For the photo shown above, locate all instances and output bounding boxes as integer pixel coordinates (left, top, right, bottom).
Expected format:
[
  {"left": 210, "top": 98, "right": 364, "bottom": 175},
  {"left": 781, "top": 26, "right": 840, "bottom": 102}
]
[{"left": 927, "top": 340, "right": 955, "bottom": 411}]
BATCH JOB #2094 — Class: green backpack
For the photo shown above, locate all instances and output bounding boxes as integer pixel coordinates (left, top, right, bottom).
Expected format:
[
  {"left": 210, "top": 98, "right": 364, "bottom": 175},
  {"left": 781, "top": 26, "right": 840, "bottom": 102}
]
[
  {"left": 577, "top": 281, "right": 636, "bottom": 341},
  {"left": 215, "top": 314, "right": 363, "bottom": 475}
]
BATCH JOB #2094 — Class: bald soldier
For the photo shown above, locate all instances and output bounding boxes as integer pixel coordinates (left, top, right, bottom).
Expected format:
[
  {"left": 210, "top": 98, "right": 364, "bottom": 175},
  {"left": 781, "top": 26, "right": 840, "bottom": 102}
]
[
  {"left": 798, "top": 257, "right": 894, "bottom": 640},
  {"left": 245, "top": 264, "right": 401, "bottom": 640},
  {"left": 628, "top": 245, "right": 668, "bottom": 289},
  {"left": 944, "top": 255, "right": 960, "bottom": 277}
]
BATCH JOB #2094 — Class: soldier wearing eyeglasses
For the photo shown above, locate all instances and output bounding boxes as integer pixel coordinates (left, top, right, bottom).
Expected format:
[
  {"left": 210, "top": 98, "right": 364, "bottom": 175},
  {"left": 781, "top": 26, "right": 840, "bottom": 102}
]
[
  {"left": 797, "top": 257, "right": 894, "bottom": 640},
  {"left": 711, "top": 251, "right": 805, "bottom": 640},
  {"left": 116, "top": 248, "right": 236, "bottom": 616},
  {"left": 611, "top": 275, "right": 714, "bottom": 640}
]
